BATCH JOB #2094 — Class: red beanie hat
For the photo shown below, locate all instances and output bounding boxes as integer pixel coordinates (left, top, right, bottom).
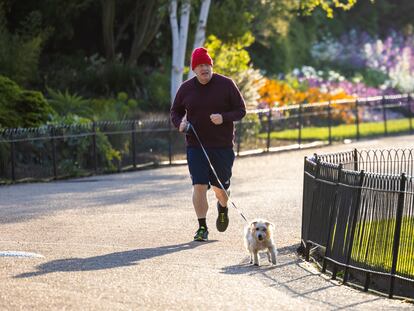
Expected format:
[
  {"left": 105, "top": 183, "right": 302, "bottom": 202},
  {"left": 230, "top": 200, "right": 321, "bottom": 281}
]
[{"left": 191, "top": 47, "right": 213, "bottom": 70}]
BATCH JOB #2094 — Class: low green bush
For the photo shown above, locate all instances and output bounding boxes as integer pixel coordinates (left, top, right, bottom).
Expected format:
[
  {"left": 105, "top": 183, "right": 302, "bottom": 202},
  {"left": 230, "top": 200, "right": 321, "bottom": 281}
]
[{"left": 0, "top": 75, "right": 54, "bottom": 128}]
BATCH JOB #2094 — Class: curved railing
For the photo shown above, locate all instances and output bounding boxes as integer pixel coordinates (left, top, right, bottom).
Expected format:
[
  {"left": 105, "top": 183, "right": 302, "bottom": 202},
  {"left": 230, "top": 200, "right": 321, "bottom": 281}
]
[{"left": 302, "top": 148, "right": 414, "bottom": 299}]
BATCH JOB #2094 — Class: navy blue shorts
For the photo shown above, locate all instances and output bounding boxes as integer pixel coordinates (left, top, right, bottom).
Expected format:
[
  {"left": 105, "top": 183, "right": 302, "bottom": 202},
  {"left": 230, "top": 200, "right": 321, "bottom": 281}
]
[{"left": 186, "top": 147, "right": 235, "bottom": 189}]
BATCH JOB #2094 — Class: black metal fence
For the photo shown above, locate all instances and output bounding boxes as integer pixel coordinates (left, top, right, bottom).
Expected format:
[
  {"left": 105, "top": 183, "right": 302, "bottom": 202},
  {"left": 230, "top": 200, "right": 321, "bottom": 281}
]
[
  {"left": 0, "top": 93, "right": 413, "bottom": 183},
  {"left": 302, "top": 148, "right": 414, "bottom": 299}
]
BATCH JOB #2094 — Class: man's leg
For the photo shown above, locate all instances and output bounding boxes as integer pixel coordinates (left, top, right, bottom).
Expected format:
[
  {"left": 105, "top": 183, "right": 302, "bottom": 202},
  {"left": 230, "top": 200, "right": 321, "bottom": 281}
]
[
  {"left": 187, "top": 147, "right": 210, "bottom": 241},
  {"left": 212, "top": 186, "right": 228, "bottom": 208},
  {"left": 209, "top": 148, "right": 234, "bottom": 233},
  {"left": 213, "top": 185, "right": 230, "bottom": 232},
  {"left": 192, "top": 184, "right": 209, "bottom": 241},
  {"left": 193, "top": 184, "right": 209, "bottom": 218}
]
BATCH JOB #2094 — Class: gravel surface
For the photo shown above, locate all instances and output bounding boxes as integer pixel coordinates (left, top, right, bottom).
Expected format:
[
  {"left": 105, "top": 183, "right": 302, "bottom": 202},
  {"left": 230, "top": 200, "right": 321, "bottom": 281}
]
[{"left": 1, "top": 135, "right": 414, "bottom": 310}]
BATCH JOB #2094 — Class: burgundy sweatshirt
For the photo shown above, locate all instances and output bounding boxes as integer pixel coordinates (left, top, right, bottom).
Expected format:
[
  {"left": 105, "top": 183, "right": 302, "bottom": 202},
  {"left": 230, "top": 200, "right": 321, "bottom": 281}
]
[{"left": 170, "top": 73, "right": 246, "bottom": 148}]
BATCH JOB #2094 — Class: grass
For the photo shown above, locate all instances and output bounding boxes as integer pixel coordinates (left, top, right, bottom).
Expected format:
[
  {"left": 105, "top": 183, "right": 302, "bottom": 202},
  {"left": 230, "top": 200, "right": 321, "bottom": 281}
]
[
  {"left": 259, "top": 118, "right": 413, "bottom": 141},
  {"left": 350, "top": 216, "right": 414, "bottom": 277}
]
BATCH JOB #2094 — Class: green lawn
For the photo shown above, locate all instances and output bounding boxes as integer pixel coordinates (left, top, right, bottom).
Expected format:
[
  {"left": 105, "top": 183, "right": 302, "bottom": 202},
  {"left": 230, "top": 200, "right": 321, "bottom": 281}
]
[
  {"left": 350, "top": 216, "right": 414, "bottom": 277},
  {"left": 259, "top": 118, "right": 413, "bottom": 141}
]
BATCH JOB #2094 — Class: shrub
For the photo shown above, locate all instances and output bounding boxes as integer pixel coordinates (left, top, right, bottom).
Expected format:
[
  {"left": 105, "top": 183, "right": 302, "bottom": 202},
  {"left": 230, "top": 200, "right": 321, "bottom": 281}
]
[
  {"left": 206, "top": 34, "right": 265, "bottom": 110},
  {"left": 0, "top": 75, "right": 54, "bottom": 128},
  {"left": 47, "top": 88, "right": 92, "bottom": 117},
  {"left": 90, "top": 92, "right": 140, "bottom": 121},
  {"left": 15, "top": 90, "right": 54, "bottom": 127}
]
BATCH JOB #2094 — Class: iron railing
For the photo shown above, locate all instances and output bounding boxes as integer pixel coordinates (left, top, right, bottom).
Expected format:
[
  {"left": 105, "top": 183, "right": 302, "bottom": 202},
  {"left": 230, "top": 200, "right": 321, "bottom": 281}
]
[
  {"left": 302, "top": 148, "right": 414, "bottom": 299},
  {"left": 0, "top": 93, "right": 413, "bottom": 183}
]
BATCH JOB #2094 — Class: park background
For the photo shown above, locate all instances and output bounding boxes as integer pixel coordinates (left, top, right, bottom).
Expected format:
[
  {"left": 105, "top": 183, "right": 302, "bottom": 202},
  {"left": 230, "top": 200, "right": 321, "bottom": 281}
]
[
  {"left": 1, "top": 1, "right": 414, "bottom": 307},
  {"left": 1, "top": 0, "right": 414, "bottom": 182},
  {"left": 2, "top": 0, "right": 414, "bottom": 125}
]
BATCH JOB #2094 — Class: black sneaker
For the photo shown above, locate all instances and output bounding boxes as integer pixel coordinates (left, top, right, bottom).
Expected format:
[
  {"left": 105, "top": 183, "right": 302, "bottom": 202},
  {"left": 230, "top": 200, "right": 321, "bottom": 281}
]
[
  {"left": 216, "top": 202, "right": 229, "bottom": 232},
  {"left": 194, "top": 226, "right": 209, "bottom": 241}
]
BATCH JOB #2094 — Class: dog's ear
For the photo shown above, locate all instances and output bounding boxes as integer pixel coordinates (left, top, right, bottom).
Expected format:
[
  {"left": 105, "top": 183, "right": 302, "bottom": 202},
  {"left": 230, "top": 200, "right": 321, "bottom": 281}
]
[
  {"left": 250, "top": 221, "right": 257, "bottom": 230},
  {"left": 265, "top": 221, "right": 275, "bottom": 229}
]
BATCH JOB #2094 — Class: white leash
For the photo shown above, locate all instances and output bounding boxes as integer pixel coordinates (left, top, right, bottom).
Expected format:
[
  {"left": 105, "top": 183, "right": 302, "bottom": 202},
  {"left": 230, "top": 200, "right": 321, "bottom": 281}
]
[{"left": 186, "top": 122, "right": 248, "bottom": 223}]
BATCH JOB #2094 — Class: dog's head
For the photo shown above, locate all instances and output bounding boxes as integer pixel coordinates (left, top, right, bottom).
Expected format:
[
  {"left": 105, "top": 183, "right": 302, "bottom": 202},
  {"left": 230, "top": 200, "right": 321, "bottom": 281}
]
[{"left": 250, "top": 219, "right": 274, "bottom": 242}]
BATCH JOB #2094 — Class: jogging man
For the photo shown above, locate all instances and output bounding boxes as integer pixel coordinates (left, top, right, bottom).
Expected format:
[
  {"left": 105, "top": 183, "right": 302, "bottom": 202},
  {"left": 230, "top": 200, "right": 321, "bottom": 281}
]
[{"left": 170, "top": 47, "right": 246, "bottom": 241}]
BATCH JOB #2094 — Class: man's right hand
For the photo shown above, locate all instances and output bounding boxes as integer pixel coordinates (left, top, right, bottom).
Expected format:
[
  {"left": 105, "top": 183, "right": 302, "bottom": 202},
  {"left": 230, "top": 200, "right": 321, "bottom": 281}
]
[{"left": 179, "top": 116, "right": 188, "bottom": 132}]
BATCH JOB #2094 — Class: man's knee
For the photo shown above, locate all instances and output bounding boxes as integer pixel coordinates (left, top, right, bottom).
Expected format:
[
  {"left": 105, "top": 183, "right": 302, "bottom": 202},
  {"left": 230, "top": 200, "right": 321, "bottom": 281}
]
[{"left": 193, "top": 184, "right": 208, "bottom": 194}]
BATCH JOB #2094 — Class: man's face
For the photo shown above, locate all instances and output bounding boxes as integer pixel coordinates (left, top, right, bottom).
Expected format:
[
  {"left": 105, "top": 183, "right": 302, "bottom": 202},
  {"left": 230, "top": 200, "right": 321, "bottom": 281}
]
[{"left": 194, "top": 64, "right": 213, "bottom": 84}]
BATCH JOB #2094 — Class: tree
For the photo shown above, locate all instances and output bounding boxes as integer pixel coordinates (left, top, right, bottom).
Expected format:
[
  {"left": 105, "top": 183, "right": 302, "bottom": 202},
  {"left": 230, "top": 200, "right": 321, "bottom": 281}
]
[
  {"left": 187, "top": 0, "right": 211, "bottom": 80},
  {"left": 100, "top": 0, "right": 167, "bottom": 66},
  {"left": 0, "top": 5, "right": 50, "bottom": 86},
  {"left": 169, "top": 0, "right": 212, "bottom": 101},
  {"left": 169, "top": 0, "right": 191, "bottom": 102},
  {"left": 168, "top": 0, "right": 365, "bottom": 102}
]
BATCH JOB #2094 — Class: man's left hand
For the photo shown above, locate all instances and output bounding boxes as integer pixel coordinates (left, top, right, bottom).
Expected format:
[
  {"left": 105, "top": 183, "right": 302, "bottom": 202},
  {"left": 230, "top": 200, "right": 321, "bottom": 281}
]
[{"left": 210, "top": 114, "right": 223, "bottom": 125}]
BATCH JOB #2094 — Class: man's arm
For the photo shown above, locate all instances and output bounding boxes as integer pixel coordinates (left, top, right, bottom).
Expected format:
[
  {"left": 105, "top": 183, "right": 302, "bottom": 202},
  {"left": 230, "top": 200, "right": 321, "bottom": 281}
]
[
  {"left": 221, "top": 79, "right": 246, "bottom": 122},
  {"left": 170, "top": 90, "right": 186, "bottom": 129}
]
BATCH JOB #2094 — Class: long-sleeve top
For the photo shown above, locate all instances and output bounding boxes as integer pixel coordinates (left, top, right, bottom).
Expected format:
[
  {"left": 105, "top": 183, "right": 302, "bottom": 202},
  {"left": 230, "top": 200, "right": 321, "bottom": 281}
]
[{"left": 170, "top": 73, "right": 246, "bottom": 148}]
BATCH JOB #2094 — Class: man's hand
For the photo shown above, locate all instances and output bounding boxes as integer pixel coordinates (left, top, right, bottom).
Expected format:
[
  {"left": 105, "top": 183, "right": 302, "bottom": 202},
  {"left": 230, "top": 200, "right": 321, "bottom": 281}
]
[
  {"left": 179, "top": 115, "right": 188, "bottom": 132},
  {"left": 210, "top": 114, "right": 223, "bottom": 125}
]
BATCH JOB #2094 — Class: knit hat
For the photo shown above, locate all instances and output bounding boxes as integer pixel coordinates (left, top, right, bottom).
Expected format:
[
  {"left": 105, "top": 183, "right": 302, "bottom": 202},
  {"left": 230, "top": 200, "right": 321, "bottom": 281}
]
[{"left": 191, "top": 47, "right": 213, "bottom": 70}]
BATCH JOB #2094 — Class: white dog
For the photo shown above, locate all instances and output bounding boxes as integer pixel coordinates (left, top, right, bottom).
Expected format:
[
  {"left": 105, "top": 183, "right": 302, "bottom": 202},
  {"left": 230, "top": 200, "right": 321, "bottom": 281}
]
[{"left": 244, "top": 219, "right": 277, "bottom": 266}]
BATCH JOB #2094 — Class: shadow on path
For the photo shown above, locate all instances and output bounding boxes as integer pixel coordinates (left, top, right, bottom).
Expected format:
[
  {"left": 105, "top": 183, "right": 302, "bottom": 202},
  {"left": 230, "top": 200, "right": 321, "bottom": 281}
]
[
  {"left": 221, "top": 243, "right": 383, "bottom": 310},
  {"left": 15, "top": 240, "right": 215, "bottom": 278}
]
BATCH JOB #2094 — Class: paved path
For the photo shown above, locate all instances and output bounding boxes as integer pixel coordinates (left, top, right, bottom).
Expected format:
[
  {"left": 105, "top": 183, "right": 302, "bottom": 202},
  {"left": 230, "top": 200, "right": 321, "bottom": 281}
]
[{"left": 1, "top": 135, "right": 414, "bottom": 310}]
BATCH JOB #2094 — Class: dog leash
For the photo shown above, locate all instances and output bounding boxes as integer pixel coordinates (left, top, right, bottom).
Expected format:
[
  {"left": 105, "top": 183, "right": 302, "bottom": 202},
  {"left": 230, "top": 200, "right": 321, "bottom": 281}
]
[{"left": 186, "top": 122, "right": 248, "bottom": 223}]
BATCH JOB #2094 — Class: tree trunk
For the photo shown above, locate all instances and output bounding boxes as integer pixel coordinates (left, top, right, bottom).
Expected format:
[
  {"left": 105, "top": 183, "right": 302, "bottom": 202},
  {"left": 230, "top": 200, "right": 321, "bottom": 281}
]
[
  {"left": 127, "top": 1, "right": 163, "bottom": 66},
  {"left": 101, "top": 0, "right": 116, "bottom": 62},
  {"left": 169, "top": 0, "right": 191, "bottom": 102},
  {"left": 187, "top": 0, "right": 211, "bottom": 80},
  {"left": 101, "top": 0, "right": 166, "bottom": 67}
]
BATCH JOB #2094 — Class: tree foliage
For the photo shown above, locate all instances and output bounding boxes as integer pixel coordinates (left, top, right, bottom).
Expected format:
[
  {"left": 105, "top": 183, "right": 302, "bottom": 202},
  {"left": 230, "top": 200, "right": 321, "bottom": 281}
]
[
  {"left": 1, "top": 0, "right": 414, "bottom": 119},
  {"left": 0, "top": 6, "right": 49, "bottom": 86},
  {"left": 300, "top": 0, "right": 360, "bottom": 18}
]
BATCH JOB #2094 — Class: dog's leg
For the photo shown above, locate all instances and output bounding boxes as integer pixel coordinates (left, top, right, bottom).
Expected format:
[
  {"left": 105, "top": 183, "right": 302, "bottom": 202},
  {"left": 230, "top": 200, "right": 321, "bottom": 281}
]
[
  {"left": 267, "top": 250, "right": 271, "bottom": 263},
  {"left": 269, "top": 246, "right": 277, "bottom": 265},
  {"left": 249, "top": 253, "right": 253, "bottom": 264},
  {"left": 253, "top": 250, "right": 260, "bottom": 266}
]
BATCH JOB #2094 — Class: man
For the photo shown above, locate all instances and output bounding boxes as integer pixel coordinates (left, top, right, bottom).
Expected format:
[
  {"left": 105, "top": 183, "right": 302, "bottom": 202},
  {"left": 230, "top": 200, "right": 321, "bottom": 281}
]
[{"left": 170, "top": 47, "right": 246, "bottom": 241}]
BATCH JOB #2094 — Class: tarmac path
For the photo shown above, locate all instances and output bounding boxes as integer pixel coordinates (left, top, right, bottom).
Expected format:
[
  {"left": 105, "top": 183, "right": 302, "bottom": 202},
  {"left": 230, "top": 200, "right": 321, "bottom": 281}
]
[{"left": 1, "top": 135, "right": 414, "bottom": 310}]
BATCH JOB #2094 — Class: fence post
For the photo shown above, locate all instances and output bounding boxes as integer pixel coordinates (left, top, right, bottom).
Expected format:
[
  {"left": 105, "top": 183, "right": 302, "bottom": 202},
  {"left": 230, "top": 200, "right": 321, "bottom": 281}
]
[
  {"left": 305, "top": 154, "right": 320, "bottom": 261},
  {"left": 327, "top": 101, "right": 332, "bottom": 145},
  {"left": 343, "top": 170, "right": 365, "bottom": 284},
  {"left": 301, "top": 156, "right": 308, "bottom": 253},
  {"left": 266, "top": 108, "right": 272, "bottom": 152},
  {"left": 353, "top": 148, "right": 358, "bottom": 171},
  {"left": 10, "top": 132, "right": 16, "bottom": 182},
  {"left": 92, "top": 122, "right": 97, "bottom": 173},
  {"left": 408, "top": 94, "right": 413, "bottom": 134},
  {"left": 355, "top": 100, "right": 360, "bottom": 140},
  {"left": 382, "top": 95, "right": 388, "bottom": 136},
  {"left": 236, "top": 119, "right": 242, "bottom": 157},
  {"left": 389, "top": 172, "right": 407, "bottom": 298},
  {"left": 132, "top": 121, "right": 137, "bottom": 168},
  {"left": 50, "top": 125, "right": 58, "bottom": 179},
  {"left": 298, "top": 103, "right": 303, "bottom": 146},
  {"left": 364, "top": 272, "right": 371, "bottom": 292},
  {"left": 322, "top": 163, "right": 343, "bottom": 273}
]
